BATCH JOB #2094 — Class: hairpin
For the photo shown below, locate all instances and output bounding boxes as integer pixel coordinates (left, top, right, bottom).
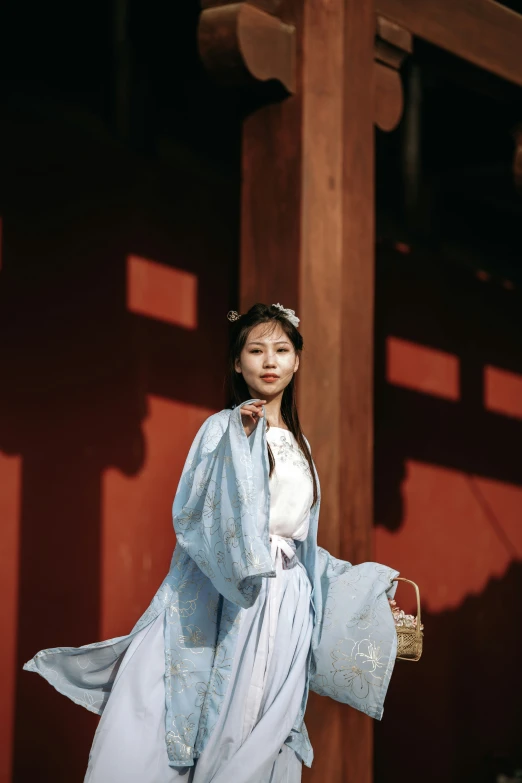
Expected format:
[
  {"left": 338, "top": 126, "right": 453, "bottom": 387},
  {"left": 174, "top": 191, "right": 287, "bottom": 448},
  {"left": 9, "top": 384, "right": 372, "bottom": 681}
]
[{"left": 226, "top": 304, "right": 300, "bottom": 328}]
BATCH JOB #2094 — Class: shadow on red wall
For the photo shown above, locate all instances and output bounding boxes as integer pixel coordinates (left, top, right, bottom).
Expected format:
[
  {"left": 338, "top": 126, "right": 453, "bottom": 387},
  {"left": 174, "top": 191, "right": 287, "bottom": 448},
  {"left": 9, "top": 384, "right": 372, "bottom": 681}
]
[
  {"left": 0, "top": 97, "right": 238, "bottom": 782},
  {"left": 373, "top": 243, "right": 522, "bottom": 783}
]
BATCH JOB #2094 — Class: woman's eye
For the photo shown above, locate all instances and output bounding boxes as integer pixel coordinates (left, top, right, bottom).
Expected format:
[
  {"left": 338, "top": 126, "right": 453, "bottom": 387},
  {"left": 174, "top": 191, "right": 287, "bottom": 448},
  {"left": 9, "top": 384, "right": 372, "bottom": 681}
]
[{"left": 248, "top": 348, "right": 288, "bottom": 354}]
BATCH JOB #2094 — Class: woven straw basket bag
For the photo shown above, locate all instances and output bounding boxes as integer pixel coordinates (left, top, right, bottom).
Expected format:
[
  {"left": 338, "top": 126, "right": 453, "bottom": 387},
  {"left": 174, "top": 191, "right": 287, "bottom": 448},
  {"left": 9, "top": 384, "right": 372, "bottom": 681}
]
[{"left": 392, "top": 577, "right": 423, "bottom": 662}]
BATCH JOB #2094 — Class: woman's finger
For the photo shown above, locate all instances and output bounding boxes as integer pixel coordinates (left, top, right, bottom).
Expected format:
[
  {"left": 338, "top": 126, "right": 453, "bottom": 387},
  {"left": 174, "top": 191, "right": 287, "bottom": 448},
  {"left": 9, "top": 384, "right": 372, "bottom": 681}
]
[
  {"left": 240, "top": 402, "right": 266, "bottom": 435},
  {"left": 241, "top": 402, "right": 266, "bottom": 416}
]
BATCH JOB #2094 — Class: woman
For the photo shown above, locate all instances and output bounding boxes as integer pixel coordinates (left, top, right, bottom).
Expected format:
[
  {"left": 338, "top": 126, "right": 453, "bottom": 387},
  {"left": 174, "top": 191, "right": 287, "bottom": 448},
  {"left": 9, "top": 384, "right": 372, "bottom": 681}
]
[{"left": 24, "top": 302, "right": 400, "bottom": 782}]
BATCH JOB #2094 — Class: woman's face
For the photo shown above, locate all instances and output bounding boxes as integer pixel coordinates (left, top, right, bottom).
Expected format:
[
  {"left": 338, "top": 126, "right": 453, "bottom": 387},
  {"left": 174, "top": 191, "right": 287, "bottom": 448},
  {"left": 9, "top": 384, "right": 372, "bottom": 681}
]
[{"left": 235, "top": 322, "right": 299, "bottom": 400}]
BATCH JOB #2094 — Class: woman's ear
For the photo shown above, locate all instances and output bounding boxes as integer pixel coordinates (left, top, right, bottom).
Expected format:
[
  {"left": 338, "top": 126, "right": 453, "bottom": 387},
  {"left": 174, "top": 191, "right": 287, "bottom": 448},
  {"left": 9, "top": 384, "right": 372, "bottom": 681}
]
[
  {"left": 294, "top": 354, "right": 300, "bottom": 373},
  {"left": 234, "top": 357, "right": 242, "bottom": 373}
]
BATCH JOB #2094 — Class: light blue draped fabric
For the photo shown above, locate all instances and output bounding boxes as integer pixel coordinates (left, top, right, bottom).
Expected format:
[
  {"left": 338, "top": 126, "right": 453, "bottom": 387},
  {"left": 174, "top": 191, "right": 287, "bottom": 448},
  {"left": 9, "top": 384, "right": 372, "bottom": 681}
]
[
  {"left": 309, "top": 550, "right": 399, "bottom": 718},
  {"left": 23, "top": 400, "right": 400, "bottom": 769}
]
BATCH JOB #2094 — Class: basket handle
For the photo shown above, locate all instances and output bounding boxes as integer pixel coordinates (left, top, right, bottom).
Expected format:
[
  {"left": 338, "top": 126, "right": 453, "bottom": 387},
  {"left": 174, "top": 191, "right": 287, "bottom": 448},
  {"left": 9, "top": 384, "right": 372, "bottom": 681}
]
[{"left": 392, "top": 577, "right": 422, "bottom": 637}]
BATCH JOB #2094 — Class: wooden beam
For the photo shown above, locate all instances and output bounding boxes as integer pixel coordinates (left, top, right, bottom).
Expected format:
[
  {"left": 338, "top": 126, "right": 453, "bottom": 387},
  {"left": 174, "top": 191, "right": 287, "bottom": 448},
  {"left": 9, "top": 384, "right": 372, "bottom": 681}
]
[
  {"left": 240, "top": 0, "right": 376, "bottom": 780},
  {"left": 375, "top": 15, "right": 412, "bottom": 70},
  {"left": 376, "top": 0, "right": 522, "bottom": 88}
]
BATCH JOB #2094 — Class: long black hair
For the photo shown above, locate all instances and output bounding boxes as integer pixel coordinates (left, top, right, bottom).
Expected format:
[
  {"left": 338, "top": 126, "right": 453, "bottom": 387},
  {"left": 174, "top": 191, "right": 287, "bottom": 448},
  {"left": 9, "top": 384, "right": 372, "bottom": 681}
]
[{"left": 226, "top": 303, "right": 318, "bottom": 506}]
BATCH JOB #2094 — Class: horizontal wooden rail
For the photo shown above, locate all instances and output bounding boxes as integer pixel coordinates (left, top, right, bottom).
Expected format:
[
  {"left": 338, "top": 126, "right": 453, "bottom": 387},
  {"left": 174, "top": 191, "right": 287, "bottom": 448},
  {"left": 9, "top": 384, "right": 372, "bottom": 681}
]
[{"left": 376, "top": 0, "right": 522, "bottom": 88}]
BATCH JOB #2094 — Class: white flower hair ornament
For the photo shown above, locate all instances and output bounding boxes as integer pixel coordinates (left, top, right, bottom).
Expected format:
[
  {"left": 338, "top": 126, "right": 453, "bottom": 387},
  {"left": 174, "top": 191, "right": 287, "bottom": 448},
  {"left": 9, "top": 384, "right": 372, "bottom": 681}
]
[
  {"left": 226, "top": 303, "right": 300, "bottom": 329},
  {"left": 271, "top": 303, "right": 300, "bottom": 328}
]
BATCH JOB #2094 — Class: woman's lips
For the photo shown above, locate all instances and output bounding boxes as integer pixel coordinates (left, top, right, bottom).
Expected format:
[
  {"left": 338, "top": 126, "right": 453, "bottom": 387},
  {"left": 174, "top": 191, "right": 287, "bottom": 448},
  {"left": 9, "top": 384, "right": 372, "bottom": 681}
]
[{"left": 261, "top": 375, "right": 279, "bottom": 382}]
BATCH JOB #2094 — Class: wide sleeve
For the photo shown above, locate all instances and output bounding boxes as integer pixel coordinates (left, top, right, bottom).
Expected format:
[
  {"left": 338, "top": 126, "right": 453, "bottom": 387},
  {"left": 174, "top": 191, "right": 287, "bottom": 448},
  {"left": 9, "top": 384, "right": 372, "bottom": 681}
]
[
  {"left": 310, "top": 546, "right": 400, "bottom": 720},
  {"left": 172, "top": 403, "right": 274, "bottom": 609}
]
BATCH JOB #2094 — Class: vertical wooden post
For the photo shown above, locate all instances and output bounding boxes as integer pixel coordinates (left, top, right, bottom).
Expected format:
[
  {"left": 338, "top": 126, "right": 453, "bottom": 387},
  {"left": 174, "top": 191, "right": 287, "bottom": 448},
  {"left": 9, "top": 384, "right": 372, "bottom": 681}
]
[
  {"left": 240, "top": 0, "right": 375, "bottom": 780},
  {"left": 339, "top": 1, "right": 376, "bottom": 781}
]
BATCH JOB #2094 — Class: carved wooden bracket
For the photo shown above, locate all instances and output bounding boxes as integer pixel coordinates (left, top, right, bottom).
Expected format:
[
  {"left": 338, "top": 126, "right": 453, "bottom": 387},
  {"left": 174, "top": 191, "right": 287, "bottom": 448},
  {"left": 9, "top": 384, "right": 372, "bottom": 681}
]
[
  {"left": 374, "top": 16, "right": 412, "bottom": 132},
  {"left": 198, "top": 1, "right": 296, "bottom": 93},
  {"left": 198, "top": 6, "right": 409, "bottom": 128}
]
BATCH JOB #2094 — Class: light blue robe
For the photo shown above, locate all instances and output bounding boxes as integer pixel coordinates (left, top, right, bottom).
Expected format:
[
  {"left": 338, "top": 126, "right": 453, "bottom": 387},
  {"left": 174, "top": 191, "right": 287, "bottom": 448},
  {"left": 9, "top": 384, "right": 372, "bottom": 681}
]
[{"left": 24, "top": 400, "right": 400, "bottom": 768}]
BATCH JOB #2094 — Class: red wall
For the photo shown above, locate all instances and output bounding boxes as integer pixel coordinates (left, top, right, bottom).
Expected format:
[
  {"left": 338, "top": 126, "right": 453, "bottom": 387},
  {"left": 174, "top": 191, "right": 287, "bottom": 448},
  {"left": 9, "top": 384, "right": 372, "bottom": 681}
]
[
  {"left": 0, "top": 453, "right": 21, "bottom": 783},
  {"left": 0, "top": 98, "right": 238, "bottom": 783},
  {"left": 101, "top": 396, "right": 213, "bottom": 639},
  {"left": 374, "top": 243, "right": 522, "bottom": 783}
]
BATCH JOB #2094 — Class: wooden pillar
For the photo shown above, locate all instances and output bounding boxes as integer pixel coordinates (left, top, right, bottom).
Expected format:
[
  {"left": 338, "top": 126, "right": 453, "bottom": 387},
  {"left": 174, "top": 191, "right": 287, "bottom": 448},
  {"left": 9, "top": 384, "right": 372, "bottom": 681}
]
[
  {"left": 241, "top": 1, "right": 375, "bottom": 781},
  {"left": 200, "top": 1, "right": 376, "bottom": 780}
]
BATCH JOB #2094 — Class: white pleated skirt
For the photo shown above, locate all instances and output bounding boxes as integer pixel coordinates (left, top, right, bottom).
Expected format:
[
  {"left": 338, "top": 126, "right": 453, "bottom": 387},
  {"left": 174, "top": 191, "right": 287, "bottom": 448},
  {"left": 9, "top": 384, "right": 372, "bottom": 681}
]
[{"left": 84, "top": 553, "right": 313, "bottom": 783}]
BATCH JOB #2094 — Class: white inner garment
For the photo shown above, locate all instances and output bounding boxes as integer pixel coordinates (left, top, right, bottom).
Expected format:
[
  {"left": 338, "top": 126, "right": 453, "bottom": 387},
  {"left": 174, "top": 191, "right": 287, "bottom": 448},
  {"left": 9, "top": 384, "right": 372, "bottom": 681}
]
[{"left": 266, "top": 426, "right": 313, "bottom": 542}]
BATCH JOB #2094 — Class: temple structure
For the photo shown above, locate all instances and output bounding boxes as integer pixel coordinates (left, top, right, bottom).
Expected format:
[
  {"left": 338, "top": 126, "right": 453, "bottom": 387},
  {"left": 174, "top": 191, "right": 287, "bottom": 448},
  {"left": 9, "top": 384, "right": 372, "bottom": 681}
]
[{"left": 1, "top": 2, "right": 521, "bottom": 781}]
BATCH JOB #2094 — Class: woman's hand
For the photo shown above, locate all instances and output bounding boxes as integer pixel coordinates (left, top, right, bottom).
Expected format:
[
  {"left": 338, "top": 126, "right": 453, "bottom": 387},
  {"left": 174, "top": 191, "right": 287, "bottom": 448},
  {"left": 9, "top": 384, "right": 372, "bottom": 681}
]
[{"left": 240, "top": 401, "right": 266, "bottom": 436}]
